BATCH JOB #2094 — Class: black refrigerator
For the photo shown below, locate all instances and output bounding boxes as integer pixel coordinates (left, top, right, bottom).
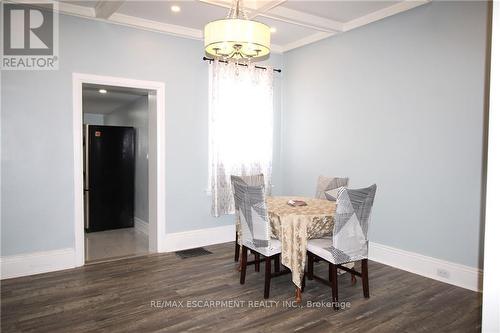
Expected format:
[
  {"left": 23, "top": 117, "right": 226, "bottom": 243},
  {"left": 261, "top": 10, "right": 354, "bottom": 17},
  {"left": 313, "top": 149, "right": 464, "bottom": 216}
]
[{"left": 84, "top": 125, "right": 135, "bottom": 232}]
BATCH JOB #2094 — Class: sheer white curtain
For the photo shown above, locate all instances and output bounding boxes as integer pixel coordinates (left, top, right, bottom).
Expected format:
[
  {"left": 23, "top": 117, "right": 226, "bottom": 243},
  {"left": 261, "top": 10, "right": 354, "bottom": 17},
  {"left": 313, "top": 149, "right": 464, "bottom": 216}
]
[{"left": 208, "top": 60, "right": 274, "bottom": 217}]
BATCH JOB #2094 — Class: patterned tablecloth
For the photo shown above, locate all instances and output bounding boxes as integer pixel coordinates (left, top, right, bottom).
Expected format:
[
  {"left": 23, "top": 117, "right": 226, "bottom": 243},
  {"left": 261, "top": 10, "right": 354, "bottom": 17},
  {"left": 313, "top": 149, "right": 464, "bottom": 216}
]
[{"left": 267, "top": 196, "right": 335, "bottom": 288}]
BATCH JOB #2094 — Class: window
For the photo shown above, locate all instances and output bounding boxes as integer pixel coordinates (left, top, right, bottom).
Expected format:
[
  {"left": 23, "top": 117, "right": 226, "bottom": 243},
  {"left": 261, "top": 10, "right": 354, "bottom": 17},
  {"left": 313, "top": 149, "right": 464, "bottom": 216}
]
[{"left": 208, "top": 61, "right": 274, "bottom": 217}]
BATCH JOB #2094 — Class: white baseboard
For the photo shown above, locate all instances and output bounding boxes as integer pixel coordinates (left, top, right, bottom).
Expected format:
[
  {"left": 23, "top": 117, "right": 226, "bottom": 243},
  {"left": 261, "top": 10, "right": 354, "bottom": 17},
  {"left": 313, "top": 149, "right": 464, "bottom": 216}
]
[
  {"left": 0, "top": 224, "right": 234, "bottom": 279},
  {"left": 134, "top": 217, "right": 149, "bottom": 235},
  {"left": 163, "top": 224, "right": 235, "bottom": 252},
  {"left": 369, "top": 242, "right": 483, "bottom": 292},
  {"left": 0, "top": 248, "right": 76, "bottom": 280},
  {"left": 161, "top": 227, "right": 483, "bottom": 292}
]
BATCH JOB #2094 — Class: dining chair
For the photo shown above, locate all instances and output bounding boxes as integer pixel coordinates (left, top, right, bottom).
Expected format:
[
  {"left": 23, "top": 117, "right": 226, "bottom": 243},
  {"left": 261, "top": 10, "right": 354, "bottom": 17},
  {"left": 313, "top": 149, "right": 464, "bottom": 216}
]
[
  {"left": 231, "top": 175, "right": 282, "bottom": 299},
  {"left": 307, "top": 184, "right": 377, "bottom": 309},
  {"left": 315, "top": 175, "right": 349, "bottom": 200},
  {"left": 234, "top": 174, "right": 265, "bottom": 264}
]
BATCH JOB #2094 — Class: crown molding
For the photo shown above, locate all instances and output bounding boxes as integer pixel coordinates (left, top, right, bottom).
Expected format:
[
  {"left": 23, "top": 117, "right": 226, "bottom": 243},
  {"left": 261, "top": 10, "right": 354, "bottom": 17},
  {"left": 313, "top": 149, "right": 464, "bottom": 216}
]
[
  {"left": 270, "top": 43, "right": 284, "bottom": 54},
  {"left": 343, "top": 0, "right": 431, "bottom": 32},
  {"left": 281, "top": 31, "right": 335, "bottom": 53}
]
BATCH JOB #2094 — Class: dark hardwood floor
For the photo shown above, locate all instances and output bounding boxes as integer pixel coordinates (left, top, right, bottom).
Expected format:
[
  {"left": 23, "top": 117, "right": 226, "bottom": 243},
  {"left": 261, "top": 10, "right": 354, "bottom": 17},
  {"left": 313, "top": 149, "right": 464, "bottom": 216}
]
[{"left": 1, "top": 243, "right": 482, "bottom": 332}]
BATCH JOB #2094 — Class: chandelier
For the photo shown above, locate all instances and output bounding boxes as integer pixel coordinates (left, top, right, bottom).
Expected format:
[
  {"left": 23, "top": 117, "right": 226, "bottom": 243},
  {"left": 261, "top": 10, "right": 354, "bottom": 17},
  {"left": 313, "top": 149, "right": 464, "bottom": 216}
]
[{"left": 204, "top": 0, "right": 271, "bottom": 61}]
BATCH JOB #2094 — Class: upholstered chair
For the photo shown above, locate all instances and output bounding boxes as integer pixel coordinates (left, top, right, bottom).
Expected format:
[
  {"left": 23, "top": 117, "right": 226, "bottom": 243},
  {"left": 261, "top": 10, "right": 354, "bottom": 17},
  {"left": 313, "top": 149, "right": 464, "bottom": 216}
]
[
  {"left": 307, "top": 184, "right": 377, "bottom": 309},
  {"left": 315, "top": 175, "right": 349, "bottom": 200},
  {"left": 231, "top": 175, "right": 282, "bottom": 298},
  {"left": 234, "top": 174, "right": 265, "bottom": 263}
]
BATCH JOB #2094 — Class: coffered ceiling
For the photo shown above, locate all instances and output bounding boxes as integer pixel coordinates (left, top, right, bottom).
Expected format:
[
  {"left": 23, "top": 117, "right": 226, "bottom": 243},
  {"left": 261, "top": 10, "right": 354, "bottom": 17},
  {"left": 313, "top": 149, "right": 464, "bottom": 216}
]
[{"left": 27, "top": 0, "right": 430, "bottom": 53}]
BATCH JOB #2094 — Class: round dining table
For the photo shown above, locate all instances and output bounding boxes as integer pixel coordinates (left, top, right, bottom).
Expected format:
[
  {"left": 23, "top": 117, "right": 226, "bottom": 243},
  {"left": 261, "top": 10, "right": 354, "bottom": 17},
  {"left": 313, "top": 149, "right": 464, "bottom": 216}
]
[{"left": 266, "top": 196, "right": 336, "bottom": 301}]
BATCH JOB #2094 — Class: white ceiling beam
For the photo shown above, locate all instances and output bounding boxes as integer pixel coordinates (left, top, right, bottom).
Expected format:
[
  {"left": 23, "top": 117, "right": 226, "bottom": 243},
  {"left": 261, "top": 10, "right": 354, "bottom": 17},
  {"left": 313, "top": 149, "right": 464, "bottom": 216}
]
[
  {"left": 261, "top": 6, "right": 344, "bottom": 33},
  {"left": 199, "top": 0, "right": 278, "bottom": 12},
  {"left": 109, "top": 13, "right": 203, "bottom": 40},
  {"left": 198, "top": 0, "right": 233, "bottom": 11},
  {"left": 94, "top": 0, "right": 126, "bottom": 19},
  {"left": 247, "top": 0, "right": 287, "bottom": 19}
]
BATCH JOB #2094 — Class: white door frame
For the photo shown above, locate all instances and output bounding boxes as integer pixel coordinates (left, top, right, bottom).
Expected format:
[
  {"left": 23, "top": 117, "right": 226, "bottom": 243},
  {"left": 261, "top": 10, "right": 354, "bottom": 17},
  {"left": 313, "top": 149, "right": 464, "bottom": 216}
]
[
  {"left": 72, "top": 73, "right": 166, "bottom": 266},
  {"left": 482, "top": 1, "right": 500, "bottom": 331}
]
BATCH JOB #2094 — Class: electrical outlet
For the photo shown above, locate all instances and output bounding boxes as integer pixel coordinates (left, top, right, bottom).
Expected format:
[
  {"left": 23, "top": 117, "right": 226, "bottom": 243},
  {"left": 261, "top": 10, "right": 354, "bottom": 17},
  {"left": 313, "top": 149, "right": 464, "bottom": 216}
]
[{"left": 437, "top": 268, "right": 450, "bottom": 279}]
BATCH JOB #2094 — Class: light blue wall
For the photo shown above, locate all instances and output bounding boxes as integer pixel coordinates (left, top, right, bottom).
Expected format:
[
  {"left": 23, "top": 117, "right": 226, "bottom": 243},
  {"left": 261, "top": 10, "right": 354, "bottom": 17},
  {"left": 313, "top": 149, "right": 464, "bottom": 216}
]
[
  {"left": 1, "top": 13, "right": 283, "bottom": 256},
  {"left": 105, "top": 96, "right": 149, "bottom": 223},
  {"left": 282, "top": 1, "right": 488, "bottom": 268}
]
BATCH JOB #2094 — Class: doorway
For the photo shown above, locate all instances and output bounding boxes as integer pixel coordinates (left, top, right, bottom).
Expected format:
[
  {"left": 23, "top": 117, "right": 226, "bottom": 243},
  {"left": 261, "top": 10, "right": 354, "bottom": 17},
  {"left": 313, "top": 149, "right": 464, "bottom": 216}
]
[
  {"left": 83, "top": 84, "right": 149, "bottom": 262},
  {"left": 73, "top": 74, "right": 166, "bottom": 266}
]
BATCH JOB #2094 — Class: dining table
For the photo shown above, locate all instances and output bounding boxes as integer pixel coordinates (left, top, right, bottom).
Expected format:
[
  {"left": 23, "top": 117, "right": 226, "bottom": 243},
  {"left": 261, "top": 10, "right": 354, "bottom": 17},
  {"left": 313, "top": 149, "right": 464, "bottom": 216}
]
[{"left": 266, "top": 196, "right": 336, "bottom": 302}]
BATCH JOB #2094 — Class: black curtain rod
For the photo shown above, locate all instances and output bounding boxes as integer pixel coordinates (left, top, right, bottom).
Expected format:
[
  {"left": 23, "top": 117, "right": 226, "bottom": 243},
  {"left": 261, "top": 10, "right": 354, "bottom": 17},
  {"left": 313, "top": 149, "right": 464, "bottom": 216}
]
[{"left": 203, "top": 57, "right": 282, "bottom": 73}]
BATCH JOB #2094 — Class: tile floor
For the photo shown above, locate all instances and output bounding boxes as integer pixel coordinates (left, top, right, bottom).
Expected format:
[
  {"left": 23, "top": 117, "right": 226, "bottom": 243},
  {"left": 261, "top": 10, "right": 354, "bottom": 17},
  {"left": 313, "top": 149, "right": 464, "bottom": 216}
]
[{"left": 85, "top": 227, "right": 149, "bottom": 263}]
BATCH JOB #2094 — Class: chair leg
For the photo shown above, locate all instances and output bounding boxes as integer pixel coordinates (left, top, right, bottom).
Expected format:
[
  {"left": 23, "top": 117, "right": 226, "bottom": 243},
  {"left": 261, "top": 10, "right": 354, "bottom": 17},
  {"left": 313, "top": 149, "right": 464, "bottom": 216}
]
[
  {"left": 240, "top": 246, "right": 248, "bottom": 285},
  {"left": 234, "top": 232, "right": 240, "bottom": 262},
  {"left": 329, "top": 265, "right": 333, "bottom": 282},
  {"left": 307, "top": 252, "right": 314, "bottom": 280},
  {"left": 301, "top": 274, "right": 306, "bottom": 292},
  {"left": 361, "top": 259, "right": 370, "bottom": 298},
  {"left": 330, "top": 263, "right": 339, "bottom": 310},
  {"left": 274, "top": 254, "right": 280, "bottom": 273},
  {"left": 254, "top": 253, "right": 260, "bottom": 272},
  {"left": 264, "top": 257, "right": 271, "bottom": 299}
]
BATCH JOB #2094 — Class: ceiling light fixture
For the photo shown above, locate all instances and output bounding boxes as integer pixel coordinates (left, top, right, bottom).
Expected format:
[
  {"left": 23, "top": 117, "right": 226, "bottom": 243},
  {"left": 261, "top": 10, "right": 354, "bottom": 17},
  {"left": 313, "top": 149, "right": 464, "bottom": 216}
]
[
  {"left": 204, "top": 0, "right": 270, "bottom": 61},
  {"left": 171, "top": 5, "right": 181, "bottom": 13},
  {"left": 99, "top": 89, "right": 107, "bottom": 94},
  {"left": 270, "top": 27, "right": 277, "bottom": 33}
]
